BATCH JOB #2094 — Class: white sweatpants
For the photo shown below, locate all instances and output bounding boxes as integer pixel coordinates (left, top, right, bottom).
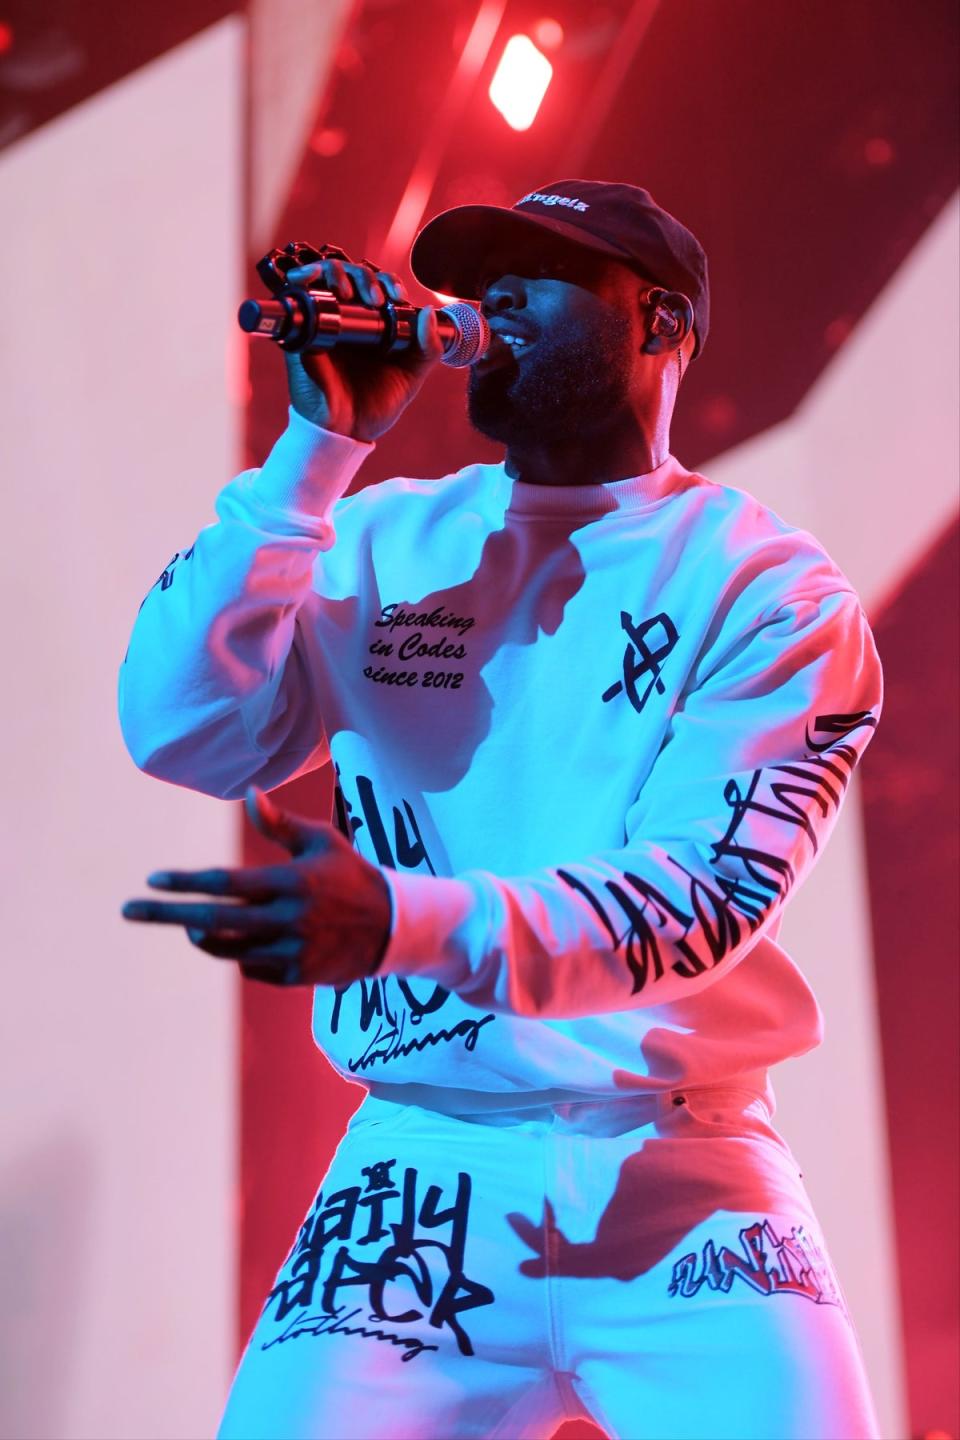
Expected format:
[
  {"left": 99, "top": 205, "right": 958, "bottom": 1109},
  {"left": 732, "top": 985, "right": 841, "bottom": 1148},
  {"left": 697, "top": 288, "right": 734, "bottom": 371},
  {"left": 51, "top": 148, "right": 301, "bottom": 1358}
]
[{"left": 218, "top": 1085, "right": 880, "bottom": 1440}]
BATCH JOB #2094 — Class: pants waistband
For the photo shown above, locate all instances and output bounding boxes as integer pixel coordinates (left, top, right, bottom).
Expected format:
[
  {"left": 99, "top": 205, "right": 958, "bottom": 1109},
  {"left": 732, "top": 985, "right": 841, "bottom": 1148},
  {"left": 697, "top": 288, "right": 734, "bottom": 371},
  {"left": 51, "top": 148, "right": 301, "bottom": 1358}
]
[{"left": 362, "top": 1071, "right": 774, "bottom": 1128}]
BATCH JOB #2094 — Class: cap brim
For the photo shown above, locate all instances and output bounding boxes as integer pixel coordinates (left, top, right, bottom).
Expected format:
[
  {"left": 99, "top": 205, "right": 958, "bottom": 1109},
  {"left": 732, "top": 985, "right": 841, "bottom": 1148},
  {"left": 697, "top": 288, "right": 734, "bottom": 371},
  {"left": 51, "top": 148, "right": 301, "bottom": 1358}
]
[{"left": 410, "top": 205, "right": 639, "bottom": 299}]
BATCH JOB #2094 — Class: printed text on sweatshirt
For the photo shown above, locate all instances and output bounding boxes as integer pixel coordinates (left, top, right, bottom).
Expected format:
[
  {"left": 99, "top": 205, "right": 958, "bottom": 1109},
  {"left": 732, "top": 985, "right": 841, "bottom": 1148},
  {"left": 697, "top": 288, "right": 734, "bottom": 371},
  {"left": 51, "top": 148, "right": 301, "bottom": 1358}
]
[{"left": 120, "top": 409, "right": 882, "bottom": 1102}]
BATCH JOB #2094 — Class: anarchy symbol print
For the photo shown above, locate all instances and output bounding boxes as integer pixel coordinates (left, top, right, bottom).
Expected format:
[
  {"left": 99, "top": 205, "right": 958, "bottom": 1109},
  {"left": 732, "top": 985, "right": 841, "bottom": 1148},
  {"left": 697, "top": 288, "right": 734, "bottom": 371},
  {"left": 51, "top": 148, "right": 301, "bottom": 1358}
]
[{"left": 602, "top": 610, "right": 680, "bottom": 714}]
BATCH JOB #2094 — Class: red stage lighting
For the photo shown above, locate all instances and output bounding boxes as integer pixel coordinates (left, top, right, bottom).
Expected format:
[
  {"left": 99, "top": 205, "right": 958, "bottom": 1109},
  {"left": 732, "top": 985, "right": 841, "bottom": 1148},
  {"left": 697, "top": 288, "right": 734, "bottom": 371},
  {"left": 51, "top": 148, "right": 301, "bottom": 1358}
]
[{"left": 489, "top": 34, "right": 553, "bottom": 131}]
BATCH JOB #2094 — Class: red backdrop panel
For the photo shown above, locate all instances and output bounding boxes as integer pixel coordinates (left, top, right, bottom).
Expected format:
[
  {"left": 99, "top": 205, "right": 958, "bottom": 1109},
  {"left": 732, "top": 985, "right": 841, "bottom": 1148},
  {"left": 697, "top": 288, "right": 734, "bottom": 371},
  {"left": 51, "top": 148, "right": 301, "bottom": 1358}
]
[
  {"left": 860, "top": 516, "right": 960, "bottom": 1440},
  {"left": 237, "top": 764, "right": 365, "bottom": 1351}
]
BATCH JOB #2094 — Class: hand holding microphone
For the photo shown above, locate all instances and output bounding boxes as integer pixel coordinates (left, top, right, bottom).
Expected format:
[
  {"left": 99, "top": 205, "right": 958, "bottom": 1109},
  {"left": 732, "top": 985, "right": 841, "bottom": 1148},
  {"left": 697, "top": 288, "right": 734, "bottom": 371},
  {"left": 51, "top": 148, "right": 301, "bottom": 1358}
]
[{"left": 239, "top": 242, "right": 490, "bottom": 443}]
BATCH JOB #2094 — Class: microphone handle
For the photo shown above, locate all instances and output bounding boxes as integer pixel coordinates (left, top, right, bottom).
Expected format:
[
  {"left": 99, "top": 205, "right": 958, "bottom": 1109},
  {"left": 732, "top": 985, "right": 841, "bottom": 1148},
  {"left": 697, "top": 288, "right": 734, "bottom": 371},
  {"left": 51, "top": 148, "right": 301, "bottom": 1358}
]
[{"left": 237, "top": 288, "right": 468, "bottom": 362}]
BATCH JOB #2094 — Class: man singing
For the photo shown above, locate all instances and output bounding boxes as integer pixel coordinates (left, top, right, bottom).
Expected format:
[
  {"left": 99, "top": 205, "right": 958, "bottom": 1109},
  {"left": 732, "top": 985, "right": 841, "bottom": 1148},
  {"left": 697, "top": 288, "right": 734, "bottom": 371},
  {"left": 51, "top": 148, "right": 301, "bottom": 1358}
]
[{"left": 121, "top": 180, "right": 882, "bottom": 1439}]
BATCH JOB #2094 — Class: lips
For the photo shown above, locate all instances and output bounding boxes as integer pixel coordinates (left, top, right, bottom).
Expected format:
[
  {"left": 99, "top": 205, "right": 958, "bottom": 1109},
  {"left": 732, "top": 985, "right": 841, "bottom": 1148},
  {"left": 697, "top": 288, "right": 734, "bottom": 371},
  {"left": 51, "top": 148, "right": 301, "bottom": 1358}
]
[{"left": 474, "top": 327, "right": 536, "bottom": 370}]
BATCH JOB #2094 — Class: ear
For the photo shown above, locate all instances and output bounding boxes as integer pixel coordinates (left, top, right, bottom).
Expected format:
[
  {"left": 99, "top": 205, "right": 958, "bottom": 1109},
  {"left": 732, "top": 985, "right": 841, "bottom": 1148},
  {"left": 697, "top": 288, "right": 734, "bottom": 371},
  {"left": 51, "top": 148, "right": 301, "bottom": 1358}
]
[{"left": 639, "top": 288, "right": 695, "bottom": 359}]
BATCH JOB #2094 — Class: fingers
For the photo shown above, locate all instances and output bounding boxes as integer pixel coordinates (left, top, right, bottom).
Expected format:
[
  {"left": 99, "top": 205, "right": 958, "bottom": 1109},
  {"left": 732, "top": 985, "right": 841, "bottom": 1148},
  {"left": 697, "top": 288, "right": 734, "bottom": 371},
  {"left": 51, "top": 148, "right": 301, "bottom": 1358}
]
[
  {"left": 286, "top": 255, "right": 407, "bottom": 309},
  {"left": 188, "top": 932, "right": 302, "bottom": 986},
  {"left": 416, "top": 305, "right": 445, "bottom": 363},
  {"left": 284, "top": 257, "right": 375, "bottom": 303},
  {"left": 362, "top": 261, "right": 408, "bottom": 304},
  {"left": 244, "top": 786, "right": 316, "bottom": 857},
  {"left": 333, "top": 258, "right": 385, "bottom": 307},
  {"left": 144, "top": 865, "right": 303, "bottom": 900},
  {"left": 122, "top": 897, "right": 297, "bottom": 934},
  {"left": 244, "top": 786, "right": 341, "bottom": 858},
  {"left": 188, "top": 928, "right": 300, "bottom": 962}
]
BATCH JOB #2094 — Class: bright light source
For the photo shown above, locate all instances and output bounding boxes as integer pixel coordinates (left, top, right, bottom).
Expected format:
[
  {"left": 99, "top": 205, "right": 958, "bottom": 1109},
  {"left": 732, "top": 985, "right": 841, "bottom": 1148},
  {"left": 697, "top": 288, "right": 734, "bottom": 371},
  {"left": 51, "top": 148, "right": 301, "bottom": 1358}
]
[{"left": 489, "top": 35, "right": 553, "bottom": 132}]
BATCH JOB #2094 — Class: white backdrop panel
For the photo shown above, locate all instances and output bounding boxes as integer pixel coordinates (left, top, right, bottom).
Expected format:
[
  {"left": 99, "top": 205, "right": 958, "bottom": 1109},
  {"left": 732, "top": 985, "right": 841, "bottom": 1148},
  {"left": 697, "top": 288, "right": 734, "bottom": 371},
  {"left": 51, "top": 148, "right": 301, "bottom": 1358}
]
[{"left": 0, "top": 19, "right": 243, "bottom": 1440}]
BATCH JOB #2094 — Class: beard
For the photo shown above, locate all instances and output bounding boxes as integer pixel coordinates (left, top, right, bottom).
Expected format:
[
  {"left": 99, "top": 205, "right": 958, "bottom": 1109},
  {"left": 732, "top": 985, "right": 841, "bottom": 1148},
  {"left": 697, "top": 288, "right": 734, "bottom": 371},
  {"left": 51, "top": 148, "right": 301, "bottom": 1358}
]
[{"left": 466, "top": 312, "right": 634, "bottom": 447}]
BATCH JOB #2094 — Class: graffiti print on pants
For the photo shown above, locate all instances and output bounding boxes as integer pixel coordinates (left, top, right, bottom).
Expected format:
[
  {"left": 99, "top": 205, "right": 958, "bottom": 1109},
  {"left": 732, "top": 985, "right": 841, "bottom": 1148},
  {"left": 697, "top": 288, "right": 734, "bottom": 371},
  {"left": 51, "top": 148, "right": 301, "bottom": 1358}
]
[
  {"left": 668, "top": 1218, "right": 845, "bottom": 1309},
  {"left": 261, "top": 1157, "right": 495, "bottom": 1363}
]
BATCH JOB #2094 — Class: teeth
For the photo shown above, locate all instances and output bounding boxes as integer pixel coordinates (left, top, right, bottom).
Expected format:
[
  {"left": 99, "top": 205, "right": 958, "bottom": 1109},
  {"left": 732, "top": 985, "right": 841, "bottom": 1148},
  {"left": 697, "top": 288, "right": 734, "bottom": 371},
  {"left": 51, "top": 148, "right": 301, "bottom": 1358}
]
[{"left": 500, "top": 334, "right": 527, "bottom": 347}]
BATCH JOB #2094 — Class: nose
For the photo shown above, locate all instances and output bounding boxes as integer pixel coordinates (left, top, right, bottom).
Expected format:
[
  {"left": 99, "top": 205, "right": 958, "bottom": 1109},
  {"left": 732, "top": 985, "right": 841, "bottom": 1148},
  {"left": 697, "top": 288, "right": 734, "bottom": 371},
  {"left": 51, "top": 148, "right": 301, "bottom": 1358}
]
[{"left": 480, "top": 274, "right": 527, "bottom": 316}]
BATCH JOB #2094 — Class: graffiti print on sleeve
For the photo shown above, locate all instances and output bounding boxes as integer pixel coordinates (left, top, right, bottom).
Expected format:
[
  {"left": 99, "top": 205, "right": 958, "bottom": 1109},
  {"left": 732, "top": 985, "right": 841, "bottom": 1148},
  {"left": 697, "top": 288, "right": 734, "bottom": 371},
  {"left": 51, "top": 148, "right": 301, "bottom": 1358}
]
[
  {"left": 137, "top": 545, "right": 195, "bottom": 610},
  {"left": 557, "top": 710, "right": 878, "bottom": 996},
  {"left": 262, "top": 1158, "right": 495, "bottom": 1362}
]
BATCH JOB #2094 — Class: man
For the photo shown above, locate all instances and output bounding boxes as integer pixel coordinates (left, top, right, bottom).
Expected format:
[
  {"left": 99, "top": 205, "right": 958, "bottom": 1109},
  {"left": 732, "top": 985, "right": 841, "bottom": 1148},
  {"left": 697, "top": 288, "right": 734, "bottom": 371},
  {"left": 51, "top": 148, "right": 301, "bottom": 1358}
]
[{"left": 121, "top": 180, "right": 882, "bottom": 1439}]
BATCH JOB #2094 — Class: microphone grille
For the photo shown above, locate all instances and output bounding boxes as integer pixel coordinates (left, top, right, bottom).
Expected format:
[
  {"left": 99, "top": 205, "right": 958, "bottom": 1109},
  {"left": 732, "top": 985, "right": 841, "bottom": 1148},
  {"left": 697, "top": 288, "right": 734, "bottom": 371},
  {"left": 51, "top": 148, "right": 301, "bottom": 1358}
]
[{"left": 440, "top": 303, "right": 490, "bottom": 368}]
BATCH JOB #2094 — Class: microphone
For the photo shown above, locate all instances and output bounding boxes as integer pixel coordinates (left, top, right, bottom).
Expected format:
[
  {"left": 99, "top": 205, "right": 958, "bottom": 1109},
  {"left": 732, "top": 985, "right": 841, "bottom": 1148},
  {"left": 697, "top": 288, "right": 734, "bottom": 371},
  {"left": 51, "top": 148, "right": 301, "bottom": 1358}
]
[{"left": 237, "top": 288, "right": 490, "bottom": 369}]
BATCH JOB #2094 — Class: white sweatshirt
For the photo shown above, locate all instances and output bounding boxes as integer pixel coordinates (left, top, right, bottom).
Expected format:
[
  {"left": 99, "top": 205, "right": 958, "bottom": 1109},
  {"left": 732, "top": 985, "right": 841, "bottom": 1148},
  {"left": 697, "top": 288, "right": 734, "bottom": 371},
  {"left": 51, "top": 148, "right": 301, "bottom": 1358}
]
[{"left": 120, "top": 408, "right": 882, "bottom": 1109}]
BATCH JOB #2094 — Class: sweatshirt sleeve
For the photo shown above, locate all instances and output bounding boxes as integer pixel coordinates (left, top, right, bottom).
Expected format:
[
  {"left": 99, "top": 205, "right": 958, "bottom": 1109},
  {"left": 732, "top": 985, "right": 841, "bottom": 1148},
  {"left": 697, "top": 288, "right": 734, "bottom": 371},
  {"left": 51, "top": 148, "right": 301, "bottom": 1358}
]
[
  {"left": 119, "top": 408, "right": 373, "bottom": 799},
  {"left": 376, "top": 586, "right": 883, "bottom": 1017}
]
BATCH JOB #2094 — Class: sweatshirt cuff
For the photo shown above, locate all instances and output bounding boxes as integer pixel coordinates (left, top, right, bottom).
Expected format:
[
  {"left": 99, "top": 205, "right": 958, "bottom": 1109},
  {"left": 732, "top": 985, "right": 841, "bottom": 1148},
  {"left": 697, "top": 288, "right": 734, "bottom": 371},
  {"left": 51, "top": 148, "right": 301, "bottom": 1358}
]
[
  {"left": 252, "top": 406, "right": 374, "bottom": 519},
  {"left": 377, "top": 868, "right": 480, "bottom": 987}
]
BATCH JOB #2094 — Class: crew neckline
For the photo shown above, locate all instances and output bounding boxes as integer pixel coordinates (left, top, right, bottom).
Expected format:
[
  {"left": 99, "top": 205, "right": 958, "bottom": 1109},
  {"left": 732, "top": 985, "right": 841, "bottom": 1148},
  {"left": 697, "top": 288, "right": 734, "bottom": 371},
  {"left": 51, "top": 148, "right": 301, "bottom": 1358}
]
[{"left": 503, "top": 451, "right": 693, "bottom": 517}]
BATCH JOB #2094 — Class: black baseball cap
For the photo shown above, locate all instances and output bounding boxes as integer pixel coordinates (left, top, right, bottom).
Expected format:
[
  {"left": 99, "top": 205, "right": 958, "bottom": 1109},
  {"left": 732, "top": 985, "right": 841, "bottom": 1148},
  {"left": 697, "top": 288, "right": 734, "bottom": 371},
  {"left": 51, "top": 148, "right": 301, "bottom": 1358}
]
[{"left": 411, "top": 178, "right": 710, "bottom": 359}]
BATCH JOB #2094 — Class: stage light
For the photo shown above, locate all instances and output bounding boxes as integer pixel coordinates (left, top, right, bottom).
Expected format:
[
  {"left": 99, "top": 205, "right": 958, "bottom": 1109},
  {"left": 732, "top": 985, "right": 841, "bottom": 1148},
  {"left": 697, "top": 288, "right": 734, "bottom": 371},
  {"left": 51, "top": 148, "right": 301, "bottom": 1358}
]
[
  {"left": 864, "top": 136, "right": 894, "bottom": 167},
  {"left": 310, "top": 127, "right": 347, "bottom": 158},
  {"left": 489, "top": 35, "right": 553, "bottom": 131},
  {"left": 532, "top": 17, "right": 564, "bottom": 50}
]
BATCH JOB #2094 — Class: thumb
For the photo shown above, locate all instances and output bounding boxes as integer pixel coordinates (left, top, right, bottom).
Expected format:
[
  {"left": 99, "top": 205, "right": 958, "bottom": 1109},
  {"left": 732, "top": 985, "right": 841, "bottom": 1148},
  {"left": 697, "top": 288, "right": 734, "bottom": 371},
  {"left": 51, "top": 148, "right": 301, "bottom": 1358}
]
[
  {"left": 415, "top": 306, "right": 445, "bottom": 364},
  {"left": 244, "top": 786, "right": 312, "bottom": 856}
]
